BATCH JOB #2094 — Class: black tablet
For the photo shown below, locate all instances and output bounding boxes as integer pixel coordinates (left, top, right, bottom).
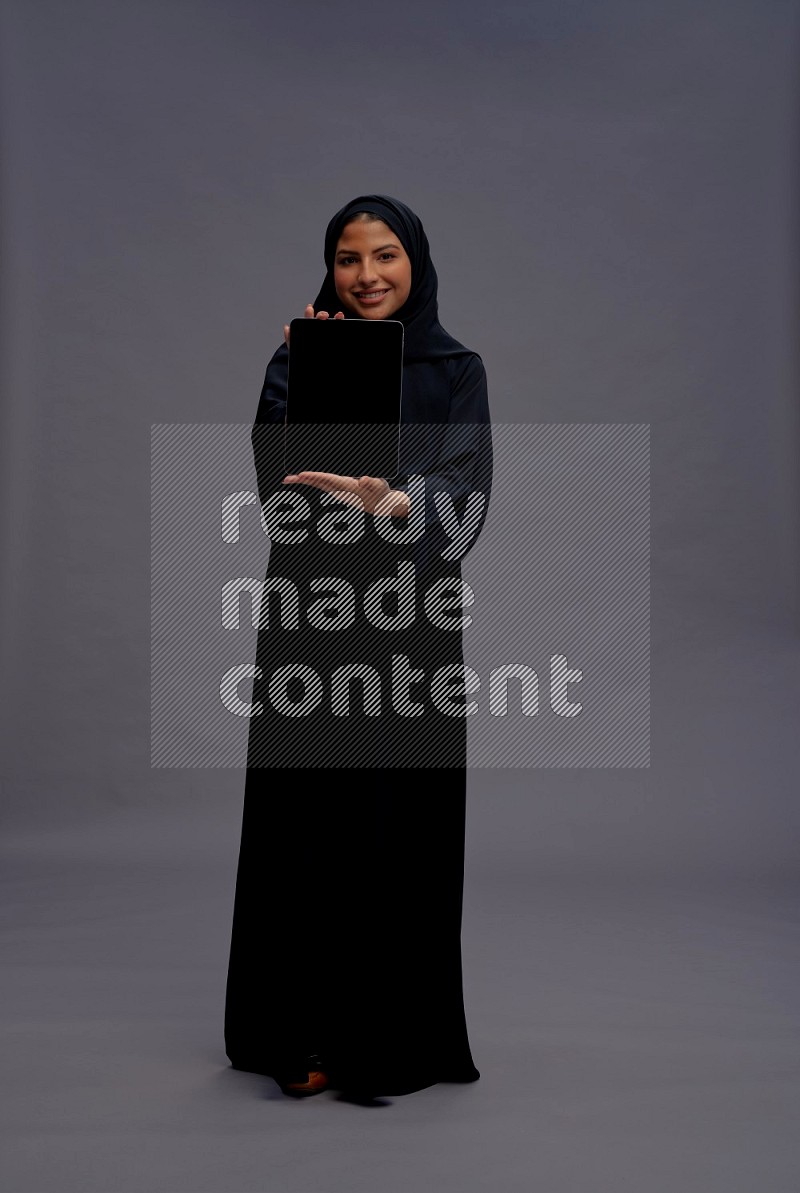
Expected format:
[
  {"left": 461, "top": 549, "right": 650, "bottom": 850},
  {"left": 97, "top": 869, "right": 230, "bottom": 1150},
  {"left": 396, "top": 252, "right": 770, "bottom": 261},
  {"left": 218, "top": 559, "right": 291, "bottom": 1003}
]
[{"left": 284, "top": 316, "right": 403, "bottom": 478}]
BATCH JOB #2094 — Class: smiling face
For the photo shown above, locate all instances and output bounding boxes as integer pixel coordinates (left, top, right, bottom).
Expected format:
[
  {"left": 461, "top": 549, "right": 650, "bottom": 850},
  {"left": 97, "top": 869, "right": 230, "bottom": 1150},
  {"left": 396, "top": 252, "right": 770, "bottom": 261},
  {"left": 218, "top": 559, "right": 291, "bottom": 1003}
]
[{"left": 333, "top": 218, "right": 412, "bottom": 318}]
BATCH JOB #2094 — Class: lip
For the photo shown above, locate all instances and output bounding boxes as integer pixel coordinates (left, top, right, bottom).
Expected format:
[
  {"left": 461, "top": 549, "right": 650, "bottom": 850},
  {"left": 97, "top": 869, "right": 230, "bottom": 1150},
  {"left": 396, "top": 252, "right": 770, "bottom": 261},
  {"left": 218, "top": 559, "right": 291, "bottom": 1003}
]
[{"left": 353, "top": 288, "right": 390, "bottom": 305}]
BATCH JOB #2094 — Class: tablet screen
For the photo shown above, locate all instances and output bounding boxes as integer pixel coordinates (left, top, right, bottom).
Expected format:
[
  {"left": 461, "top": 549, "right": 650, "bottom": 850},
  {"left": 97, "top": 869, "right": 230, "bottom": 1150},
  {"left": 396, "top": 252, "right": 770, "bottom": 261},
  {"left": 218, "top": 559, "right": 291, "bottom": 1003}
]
[{"left": 284, "top": 317, "right": 403, "bottom": 478}]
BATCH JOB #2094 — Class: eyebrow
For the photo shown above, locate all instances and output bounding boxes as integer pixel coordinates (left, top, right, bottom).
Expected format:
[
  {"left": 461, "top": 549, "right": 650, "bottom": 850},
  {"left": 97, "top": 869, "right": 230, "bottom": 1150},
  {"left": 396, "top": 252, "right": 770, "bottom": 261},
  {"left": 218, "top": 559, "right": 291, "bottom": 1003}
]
[{"left": 335, "top": 243, "right": 401, "bottom": 256}]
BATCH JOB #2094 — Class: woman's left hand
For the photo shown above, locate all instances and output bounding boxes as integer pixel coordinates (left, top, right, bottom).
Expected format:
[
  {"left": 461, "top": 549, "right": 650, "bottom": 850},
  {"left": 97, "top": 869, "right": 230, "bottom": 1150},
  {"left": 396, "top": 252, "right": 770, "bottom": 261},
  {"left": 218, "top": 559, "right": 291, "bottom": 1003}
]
[{"left": 283, "top": 472, "right": 410, "bottom": 517}]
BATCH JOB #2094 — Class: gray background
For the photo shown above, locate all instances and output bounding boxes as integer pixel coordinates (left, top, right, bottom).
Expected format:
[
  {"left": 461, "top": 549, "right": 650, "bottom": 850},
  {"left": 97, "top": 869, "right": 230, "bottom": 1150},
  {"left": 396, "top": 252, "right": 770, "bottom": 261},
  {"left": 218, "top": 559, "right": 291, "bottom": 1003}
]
[{"left": 1, "top": 1, "right": 798, "bottom": 1190}]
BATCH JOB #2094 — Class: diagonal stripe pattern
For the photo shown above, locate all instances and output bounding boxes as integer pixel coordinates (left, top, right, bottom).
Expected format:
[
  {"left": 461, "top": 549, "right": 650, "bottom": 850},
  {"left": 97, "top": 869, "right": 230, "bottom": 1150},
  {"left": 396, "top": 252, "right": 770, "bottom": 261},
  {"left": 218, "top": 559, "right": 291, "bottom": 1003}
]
[{"left": 151, "top": 423, "right": 649, "bottom": 769}]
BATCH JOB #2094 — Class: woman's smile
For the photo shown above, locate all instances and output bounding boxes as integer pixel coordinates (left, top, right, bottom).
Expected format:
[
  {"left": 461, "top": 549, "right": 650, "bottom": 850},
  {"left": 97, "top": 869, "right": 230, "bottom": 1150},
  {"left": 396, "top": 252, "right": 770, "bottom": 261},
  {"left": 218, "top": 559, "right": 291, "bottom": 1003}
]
[
  {"left": 334, "top": 218, "right": 412, "bottom": 318},
  {"left": 353, "top": 287, "right": 390, "bottom": 306}
]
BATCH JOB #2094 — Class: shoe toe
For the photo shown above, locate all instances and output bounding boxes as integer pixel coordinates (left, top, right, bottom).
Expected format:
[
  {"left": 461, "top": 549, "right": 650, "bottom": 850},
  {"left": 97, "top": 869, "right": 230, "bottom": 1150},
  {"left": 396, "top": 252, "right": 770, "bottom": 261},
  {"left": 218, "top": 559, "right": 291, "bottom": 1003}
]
[{"left": 282, "top": 1073, "right": 328, "bottom": 1096}]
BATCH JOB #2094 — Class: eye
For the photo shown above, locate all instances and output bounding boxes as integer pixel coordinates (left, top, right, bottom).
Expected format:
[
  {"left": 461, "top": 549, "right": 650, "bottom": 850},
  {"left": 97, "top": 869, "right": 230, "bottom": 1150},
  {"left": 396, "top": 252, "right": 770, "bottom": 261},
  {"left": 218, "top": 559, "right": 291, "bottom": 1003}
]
[
  {"left": 378, "top": 253, "right": 396, "bottom": 261},
  {"left": 337, "top": 256, "right": 356, "bottom": 266}
]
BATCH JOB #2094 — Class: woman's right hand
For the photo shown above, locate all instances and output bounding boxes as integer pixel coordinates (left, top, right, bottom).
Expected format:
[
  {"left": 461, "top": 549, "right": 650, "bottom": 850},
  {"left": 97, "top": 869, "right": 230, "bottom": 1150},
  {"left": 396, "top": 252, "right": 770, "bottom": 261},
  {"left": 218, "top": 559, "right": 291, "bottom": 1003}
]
[{"left": 284, "top": 303, "right": 345, "bottom": 345}]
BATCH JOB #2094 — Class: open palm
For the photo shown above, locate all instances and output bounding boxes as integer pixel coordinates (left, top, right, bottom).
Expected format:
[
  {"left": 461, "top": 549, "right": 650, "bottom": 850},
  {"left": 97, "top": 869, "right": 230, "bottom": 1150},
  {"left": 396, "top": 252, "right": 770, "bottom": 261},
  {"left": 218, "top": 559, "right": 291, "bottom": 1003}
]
[{"left": 282, "top": 471, "right": 409, "bottom": 517}]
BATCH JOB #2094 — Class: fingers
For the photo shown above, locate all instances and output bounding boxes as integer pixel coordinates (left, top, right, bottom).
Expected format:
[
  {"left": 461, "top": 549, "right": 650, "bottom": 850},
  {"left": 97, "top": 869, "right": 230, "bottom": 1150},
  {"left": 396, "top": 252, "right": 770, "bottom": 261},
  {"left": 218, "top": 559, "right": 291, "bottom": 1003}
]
[
  {"left": 284, "top": 471, "right": 359, "bottom": 494},
  {"left": 282, "top": 471, "right": 398, "bottom": 515},
  {"left": 283, "top": 473, "right": 366, "bottom": 510},
  {"left": 286, "top": 306, "right": 345, "bottom": 341},
  {"left": 358, "top": 476, "right": 389, "bottom": 495},
  {"left": 303, "top": 471, "right": 358, "bottom": 493}
]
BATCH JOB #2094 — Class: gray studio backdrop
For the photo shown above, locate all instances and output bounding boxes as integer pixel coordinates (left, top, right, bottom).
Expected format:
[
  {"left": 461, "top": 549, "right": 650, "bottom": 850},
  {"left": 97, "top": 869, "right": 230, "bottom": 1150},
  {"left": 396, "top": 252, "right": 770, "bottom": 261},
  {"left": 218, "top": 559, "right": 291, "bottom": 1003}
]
[
  {"left": 1, "top": 0, "right": 798, "bottom": 861},
  {"left": 2, "top": 4, "right": 800, "bottom": 1192}
]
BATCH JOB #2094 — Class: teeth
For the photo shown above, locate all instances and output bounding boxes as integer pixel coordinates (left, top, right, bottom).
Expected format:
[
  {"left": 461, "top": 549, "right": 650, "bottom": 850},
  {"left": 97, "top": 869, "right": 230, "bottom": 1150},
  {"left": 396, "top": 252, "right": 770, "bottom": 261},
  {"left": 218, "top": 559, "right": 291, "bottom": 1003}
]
[{"left": 357, "top": 291, "right": 387, "bottom": 298}]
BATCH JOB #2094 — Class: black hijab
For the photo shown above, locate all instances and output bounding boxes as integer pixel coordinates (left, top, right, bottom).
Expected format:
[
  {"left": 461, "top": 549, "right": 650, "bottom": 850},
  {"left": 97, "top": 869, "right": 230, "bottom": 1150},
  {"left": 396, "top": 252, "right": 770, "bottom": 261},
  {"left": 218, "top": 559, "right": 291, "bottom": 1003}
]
[
  {"left": 253, "top": 192, "right": 492, "bottom": 572},
  {"left": 311, "top": 193, "right": 474, "bottom": 366}
]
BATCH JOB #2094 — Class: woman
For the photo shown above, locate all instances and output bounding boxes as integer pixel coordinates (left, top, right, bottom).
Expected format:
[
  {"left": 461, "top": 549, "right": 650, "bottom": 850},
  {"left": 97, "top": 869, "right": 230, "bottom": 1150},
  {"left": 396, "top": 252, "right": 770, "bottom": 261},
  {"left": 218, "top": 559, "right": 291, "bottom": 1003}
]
[{"left": 224, "top": 193, "right": 493, "bottom": 1099}]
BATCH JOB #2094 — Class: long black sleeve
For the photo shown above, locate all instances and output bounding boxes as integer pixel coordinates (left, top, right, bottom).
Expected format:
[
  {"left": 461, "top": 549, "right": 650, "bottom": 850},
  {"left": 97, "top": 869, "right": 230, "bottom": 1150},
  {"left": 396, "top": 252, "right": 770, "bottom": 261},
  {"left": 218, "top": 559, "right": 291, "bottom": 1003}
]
[{"left": 250, "top": 342, "right": 289, "bottom": 511}]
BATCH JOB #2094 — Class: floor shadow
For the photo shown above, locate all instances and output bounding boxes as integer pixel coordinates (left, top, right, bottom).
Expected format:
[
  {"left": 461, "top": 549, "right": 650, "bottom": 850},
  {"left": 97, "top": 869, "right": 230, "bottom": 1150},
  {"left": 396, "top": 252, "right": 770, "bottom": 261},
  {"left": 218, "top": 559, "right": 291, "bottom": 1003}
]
[{"left": 332, "top": 1090, "right": 393, "bottom": 1108}]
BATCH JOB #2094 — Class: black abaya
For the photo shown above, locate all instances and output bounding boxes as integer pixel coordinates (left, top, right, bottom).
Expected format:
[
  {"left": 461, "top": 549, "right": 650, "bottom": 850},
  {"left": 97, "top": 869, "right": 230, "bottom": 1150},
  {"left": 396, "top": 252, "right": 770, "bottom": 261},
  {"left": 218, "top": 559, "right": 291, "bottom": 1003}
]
[{"left": 224, "top": 195, "right": 493, "bottom": 1097}]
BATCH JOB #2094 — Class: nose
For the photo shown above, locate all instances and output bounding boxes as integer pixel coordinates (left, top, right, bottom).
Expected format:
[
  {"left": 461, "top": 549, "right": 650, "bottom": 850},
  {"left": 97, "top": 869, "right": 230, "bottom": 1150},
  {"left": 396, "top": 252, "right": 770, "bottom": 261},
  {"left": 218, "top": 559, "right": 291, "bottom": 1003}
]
[{"left": 357, "top": 263, "right": 379, "bottom": 285}]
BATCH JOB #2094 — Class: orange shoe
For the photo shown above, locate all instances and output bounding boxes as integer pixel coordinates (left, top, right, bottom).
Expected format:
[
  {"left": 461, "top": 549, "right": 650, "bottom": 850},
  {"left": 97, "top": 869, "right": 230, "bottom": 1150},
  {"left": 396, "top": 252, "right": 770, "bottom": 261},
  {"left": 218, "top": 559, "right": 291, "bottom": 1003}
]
[{"left": 280, "top": 1053, "right": 329, "bottom": 1098}]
